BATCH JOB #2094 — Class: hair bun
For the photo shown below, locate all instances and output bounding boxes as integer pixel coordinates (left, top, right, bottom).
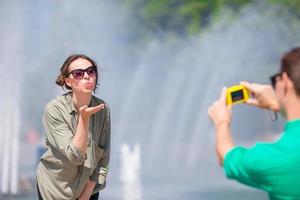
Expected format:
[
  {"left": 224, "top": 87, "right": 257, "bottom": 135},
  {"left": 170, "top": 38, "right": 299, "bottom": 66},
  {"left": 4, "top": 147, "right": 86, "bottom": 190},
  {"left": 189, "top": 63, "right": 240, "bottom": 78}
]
[{"left": 55, "top": 75, "right": 65, "bottom": 86}]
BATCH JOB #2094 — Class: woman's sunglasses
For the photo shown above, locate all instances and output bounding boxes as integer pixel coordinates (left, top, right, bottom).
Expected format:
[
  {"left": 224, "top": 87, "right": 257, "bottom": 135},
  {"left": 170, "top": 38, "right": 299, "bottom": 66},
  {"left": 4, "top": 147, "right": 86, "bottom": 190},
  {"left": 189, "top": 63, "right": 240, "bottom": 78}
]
[{"left": 67, "top": 66, "right": 97, "bottom": 80}]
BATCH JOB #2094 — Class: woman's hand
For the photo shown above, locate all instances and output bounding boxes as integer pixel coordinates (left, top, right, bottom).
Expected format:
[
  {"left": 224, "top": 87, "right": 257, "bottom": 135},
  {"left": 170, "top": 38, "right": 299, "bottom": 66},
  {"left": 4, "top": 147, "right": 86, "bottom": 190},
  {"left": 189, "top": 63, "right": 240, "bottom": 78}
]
[
  {"left": 240, "top": 81, "right": 280, "bottom": 111},
  {"left": 78, "top": 195, "right": 89, "bottom": 200},
  {"left": 79, "top": 104, "right": 105, "bottom": 118},
  {"left": 77, "top": 180, "right": 96, "bottom": 200},
  {"left": 208, "top": 87, "right": 232, "bottom": 127}
]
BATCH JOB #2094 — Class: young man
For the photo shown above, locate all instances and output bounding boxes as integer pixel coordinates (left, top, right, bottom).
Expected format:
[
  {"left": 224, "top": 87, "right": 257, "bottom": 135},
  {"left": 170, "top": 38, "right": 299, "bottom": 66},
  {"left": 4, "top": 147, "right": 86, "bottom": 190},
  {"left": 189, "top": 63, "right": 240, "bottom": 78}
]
[{"left": 208, "top": 47, "right": 300, "bottom": 200}]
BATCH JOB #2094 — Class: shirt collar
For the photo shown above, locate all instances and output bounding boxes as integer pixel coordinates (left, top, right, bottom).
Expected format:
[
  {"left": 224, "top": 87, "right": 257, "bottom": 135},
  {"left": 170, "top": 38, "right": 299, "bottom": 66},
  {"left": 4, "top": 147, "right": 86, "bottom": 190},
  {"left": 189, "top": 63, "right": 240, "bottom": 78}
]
[
  {"left": 64, "top": 92, "right": 77, "bottom": 114},
  {"left": 284, "top": 119, "right": 300, "bottom": 134}
]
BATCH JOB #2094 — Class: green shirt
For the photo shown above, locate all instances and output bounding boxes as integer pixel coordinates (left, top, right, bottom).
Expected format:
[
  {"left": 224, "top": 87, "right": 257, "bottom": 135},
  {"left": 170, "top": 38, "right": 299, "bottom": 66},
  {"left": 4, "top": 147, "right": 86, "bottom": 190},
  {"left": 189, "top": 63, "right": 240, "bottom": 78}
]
[
  {"left": 36, "top": 92, "right": 110, "bottom": 200},
  {"left": 224, "top": 119, "right": 300, "bottom": 200}
]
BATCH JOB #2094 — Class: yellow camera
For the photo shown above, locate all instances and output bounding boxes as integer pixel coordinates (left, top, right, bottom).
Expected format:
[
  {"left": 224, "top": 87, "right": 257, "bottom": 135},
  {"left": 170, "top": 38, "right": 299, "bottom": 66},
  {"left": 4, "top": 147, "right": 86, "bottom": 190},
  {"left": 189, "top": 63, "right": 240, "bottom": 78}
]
[{"left": 226, "top": 85, "right": 250, "bottom": 105}]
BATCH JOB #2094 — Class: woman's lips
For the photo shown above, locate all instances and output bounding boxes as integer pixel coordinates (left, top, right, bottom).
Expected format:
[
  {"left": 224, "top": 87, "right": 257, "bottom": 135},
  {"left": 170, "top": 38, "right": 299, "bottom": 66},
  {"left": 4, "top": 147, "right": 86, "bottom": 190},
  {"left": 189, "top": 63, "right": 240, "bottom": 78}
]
[{"left": 84, "top": 82, "right": 94, "bottom": 89}]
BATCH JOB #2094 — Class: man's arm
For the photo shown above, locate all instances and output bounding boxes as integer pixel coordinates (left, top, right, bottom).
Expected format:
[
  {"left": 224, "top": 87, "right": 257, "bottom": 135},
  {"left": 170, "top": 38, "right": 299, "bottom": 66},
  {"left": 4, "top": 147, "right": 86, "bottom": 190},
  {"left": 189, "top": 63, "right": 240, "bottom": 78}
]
[
  {"left": 208, "top": 88, "right": 234, "bottom": 165},
  {"left": 215, "top": 122, "right": 234, "bottom": 165}
]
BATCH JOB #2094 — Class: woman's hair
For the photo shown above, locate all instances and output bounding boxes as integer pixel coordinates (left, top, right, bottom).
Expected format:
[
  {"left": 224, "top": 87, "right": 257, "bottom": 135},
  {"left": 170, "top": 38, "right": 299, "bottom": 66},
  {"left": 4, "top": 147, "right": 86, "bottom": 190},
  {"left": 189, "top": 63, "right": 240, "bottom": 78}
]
[
  {"left": 280, "top": 47, "right": 300, "bottom": 96},
  {"left": 56, "top": 54, "right": 99, "bottom": 92}
]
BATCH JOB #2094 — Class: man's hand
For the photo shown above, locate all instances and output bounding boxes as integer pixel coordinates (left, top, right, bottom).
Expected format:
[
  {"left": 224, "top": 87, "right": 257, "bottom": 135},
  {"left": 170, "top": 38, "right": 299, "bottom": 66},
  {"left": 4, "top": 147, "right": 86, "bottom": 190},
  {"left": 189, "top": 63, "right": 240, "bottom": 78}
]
[
  {"left": 208, "top": 87, "right": 232, "bottom": 127},
  {"left": 208, "top": 87, "right": 234, "bottom": 165},
  {"left": 240, "top": 81, "right": 280, "bottom": 111}
]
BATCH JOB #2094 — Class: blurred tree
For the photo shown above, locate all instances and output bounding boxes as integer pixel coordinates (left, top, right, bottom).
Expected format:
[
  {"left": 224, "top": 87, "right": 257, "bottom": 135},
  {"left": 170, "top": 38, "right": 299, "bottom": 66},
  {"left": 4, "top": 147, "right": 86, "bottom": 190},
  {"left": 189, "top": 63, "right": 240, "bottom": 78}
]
[
  {"left": 123, "top": 0, "right": 300, "bottom": 38},
  {"left": 124, "top": 0, "right": 252, "bottom": 37},
  {"left": 271, "top": 0, "right": 300, "bottom": 17}
]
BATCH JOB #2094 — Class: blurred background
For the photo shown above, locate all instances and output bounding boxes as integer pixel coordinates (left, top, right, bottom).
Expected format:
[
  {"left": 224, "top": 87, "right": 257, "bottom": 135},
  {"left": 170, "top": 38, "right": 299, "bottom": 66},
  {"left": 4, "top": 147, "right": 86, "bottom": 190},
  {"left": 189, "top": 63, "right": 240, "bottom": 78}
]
[{"left": 1, "top": 0, "right": 300, "bottom": 199}]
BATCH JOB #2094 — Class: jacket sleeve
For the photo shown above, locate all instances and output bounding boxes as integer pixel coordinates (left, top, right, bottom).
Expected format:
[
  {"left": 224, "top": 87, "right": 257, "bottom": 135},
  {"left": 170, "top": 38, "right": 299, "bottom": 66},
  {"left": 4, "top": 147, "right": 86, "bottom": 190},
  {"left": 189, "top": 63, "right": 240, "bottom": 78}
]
[
  {"left": 90, "top": 105, "right": 111, "bottom": 189},
  {"left": 43, "top": 104, "right": 86, "bottom": 165}
]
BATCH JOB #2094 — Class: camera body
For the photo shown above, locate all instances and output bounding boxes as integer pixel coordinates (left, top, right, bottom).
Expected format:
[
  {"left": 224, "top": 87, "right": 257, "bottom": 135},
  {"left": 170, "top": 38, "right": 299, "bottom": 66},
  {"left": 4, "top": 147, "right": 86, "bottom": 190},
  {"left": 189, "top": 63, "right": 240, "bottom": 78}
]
[{"left": 226, "top": 85, "right": 249, "bottom": 105}]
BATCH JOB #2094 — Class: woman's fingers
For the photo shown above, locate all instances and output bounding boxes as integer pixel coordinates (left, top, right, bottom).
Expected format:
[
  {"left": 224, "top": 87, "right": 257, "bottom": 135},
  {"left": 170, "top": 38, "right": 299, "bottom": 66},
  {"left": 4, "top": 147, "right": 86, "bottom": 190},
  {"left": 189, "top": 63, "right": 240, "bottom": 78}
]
[
  {"left": 79, "top": 105, "right": 88, "bottom": 112},
  {"left": 86, "top": 104, "right": 105, "bottom": 114},
  {"left": 80, "top": 104, "right": 105, "bottom": 115}
]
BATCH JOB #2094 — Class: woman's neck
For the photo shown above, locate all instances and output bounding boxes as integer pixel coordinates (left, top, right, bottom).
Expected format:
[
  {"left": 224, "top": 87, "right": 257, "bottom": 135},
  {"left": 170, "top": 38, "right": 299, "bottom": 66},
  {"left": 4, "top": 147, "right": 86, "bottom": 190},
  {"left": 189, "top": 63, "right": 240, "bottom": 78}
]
[{"left": 72, "top": 91, "right": 92, "bottom": 111}]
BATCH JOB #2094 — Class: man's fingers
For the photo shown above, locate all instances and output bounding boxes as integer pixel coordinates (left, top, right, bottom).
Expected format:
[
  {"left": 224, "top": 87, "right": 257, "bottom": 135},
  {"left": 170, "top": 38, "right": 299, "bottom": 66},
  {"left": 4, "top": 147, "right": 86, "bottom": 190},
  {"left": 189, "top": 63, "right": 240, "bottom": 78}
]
[
  {"left": 208, "top": 106, "right": 216, "bottom": 120},
  {"left": 208, "top": 106, "right": 212, "bottom": 116},
  {"left": 245, "top": 99, "right": 260, "bottom": 107},
  {"left": 219, "top": 87, "right": 227, "bottom": 103},
  {"left": 240, "top": 81, "right": 253, "bottom": 91},
  {"left": 240, "top": 81, "right": 250, "bottom": 87}
]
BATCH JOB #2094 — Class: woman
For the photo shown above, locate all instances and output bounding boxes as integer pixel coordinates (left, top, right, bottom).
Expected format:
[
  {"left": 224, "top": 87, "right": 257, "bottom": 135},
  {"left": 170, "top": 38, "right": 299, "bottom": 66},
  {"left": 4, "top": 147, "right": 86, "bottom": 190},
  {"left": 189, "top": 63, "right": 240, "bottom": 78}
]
[{"left": 36, "top": 54, "right": 111, "bottom": 200}]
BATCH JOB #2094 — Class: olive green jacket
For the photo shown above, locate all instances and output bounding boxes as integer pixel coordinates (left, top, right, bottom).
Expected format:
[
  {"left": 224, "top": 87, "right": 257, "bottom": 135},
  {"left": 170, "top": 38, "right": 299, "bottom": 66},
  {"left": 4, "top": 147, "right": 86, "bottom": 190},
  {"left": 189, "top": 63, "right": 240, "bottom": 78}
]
[{"left": 36, "top": 92, "right": 110, "bottom": 200}]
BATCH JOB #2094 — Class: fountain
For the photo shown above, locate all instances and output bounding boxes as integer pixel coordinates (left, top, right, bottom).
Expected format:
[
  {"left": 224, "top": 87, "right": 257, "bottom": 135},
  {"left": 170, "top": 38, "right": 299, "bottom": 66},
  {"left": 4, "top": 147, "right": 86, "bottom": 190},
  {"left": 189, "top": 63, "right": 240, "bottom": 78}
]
[{"left": 120, "top": 143, "right": 143, "bottom": 200}]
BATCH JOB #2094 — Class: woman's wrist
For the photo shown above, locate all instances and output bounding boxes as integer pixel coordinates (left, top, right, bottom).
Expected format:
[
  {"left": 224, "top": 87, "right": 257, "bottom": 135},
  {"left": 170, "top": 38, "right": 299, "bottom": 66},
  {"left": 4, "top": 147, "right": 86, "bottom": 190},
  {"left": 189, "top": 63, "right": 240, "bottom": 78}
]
[{"left": 79, "top": 113, "right": 90, "bottom": 122}]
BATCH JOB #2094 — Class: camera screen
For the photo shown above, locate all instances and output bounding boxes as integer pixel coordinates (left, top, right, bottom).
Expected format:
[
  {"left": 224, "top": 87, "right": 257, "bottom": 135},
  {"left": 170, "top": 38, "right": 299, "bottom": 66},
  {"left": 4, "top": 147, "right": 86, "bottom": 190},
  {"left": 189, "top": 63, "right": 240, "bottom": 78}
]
[{"left": 231, "top": 89, "right": 244, "bottom": 102}]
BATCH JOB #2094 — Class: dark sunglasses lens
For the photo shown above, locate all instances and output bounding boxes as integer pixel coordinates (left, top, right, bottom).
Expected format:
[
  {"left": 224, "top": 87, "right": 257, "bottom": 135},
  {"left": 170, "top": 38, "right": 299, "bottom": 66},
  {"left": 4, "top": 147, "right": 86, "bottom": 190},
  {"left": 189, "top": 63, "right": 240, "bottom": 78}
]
[
  {"left": 72, "top": 70, "right": 84, "bottom": 80},
  {"left": 86, "top": 67, "right": 97, "bottom": 77},
  {"left": 270, "top": 73, "right": 281, "bottom": 88},
  {"left": 270, "top": 77, "right": 275, "bottom": 88}
]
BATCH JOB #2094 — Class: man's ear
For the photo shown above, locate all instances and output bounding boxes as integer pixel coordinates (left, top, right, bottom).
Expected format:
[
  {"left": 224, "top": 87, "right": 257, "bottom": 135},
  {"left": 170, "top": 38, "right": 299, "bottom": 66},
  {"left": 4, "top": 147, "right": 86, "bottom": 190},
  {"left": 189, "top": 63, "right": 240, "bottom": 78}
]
[
  {"left": 282, "top": 72, "right": 294, "bottom": 94},
  {"left": 281, "top": 72, "right": 288, "bottom": 95},
  {"left": 65, "top": 77, "right": 72, "bottom": 88}
]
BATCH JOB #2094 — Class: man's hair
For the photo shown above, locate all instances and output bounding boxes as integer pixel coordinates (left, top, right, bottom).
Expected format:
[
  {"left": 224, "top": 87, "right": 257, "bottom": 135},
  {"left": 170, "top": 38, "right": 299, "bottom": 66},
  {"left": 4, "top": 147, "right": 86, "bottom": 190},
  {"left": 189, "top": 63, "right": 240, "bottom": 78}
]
[{"left": 281, "top": 47, "right": 300, "bottom": 96}]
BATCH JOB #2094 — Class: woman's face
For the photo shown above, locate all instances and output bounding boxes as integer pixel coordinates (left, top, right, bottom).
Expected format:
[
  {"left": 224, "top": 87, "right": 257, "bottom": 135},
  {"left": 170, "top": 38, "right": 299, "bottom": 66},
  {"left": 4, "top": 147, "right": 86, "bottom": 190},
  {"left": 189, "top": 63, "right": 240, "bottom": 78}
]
[{"left": 65, "top": 58, "right": 97, "bottom": 94}]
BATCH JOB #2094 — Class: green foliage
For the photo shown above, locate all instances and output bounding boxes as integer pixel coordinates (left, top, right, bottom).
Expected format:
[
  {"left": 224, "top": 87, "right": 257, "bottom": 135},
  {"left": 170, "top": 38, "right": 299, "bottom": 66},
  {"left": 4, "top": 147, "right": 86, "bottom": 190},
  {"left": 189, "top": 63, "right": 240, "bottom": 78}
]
[
  {"left": 268, "top": 0, "right": 300, "bottom": 17},
  {"left": 123, "top": 0, "right": 300, "bottom": 38},
  {"left": 124, "top": 0, "right": 252, "bottom": 37}
]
